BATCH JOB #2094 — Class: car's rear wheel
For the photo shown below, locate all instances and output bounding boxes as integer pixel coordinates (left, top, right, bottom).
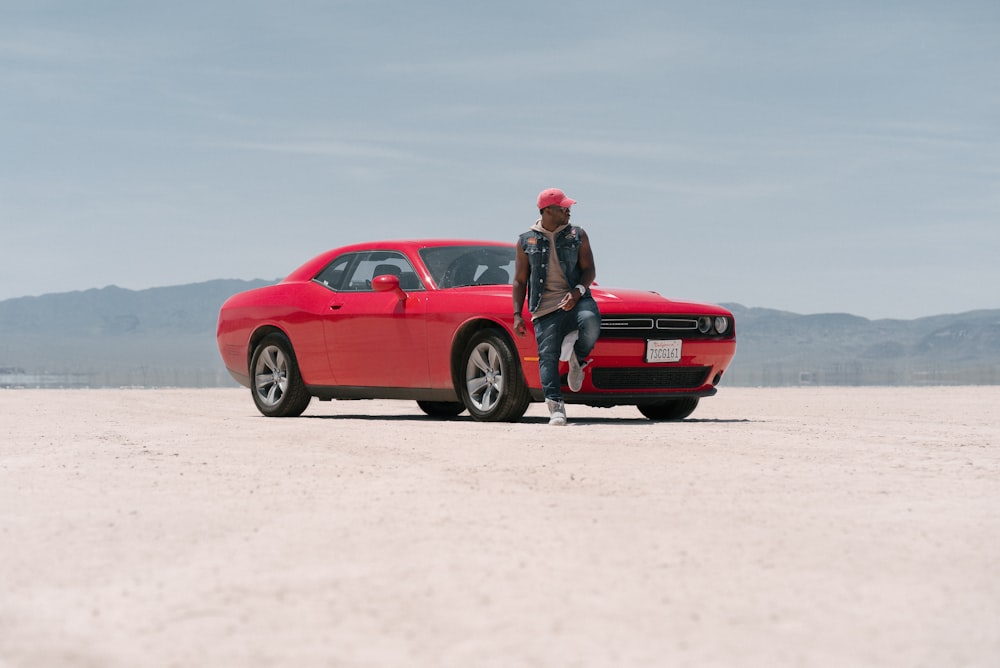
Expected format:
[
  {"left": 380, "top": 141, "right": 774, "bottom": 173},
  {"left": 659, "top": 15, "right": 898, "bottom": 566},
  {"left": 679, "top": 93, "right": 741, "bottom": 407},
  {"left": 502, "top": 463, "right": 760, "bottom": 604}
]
[
  {"left": 250, "top": 333, "right": 312, "bottom": 417},
  {"left": 416, "top": 400, "right": 466, "bottom": 418},
  {"left": 459, "top": 330, "right": 530, "bottom": 422},
  {"left": 637, "top": 397, "right": 699, "bottom": 421}
]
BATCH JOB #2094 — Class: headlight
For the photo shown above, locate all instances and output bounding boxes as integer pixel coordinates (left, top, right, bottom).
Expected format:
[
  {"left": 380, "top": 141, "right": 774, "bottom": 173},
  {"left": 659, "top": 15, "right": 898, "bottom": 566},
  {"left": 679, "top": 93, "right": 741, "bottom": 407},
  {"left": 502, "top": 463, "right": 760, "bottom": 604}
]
[
  {"left": 714, "top": 316, "right": 730, "bottom": 334},
  {"left": 698, "top": 316, "right": 712, "bottom": 333}
]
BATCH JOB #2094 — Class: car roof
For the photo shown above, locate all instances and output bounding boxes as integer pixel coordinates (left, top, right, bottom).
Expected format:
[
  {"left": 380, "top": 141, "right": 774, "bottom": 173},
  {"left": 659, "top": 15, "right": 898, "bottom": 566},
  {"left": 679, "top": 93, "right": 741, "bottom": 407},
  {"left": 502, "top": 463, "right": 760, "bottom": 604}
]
[{"left": 284, "top": 239, "right": 514, "bottom": 283}]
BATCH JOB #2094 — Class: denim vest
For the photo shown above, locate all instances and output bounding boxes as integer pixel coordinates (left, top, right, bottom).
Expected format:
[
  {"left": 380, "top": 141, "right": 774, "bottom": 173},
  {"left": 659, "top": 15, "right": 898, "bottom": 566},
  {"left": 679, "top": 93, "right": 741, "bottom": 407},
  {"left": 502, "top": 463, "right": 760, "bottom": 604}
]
[{"left": 518, "top": 224, "right": 586, "bottom": 313}]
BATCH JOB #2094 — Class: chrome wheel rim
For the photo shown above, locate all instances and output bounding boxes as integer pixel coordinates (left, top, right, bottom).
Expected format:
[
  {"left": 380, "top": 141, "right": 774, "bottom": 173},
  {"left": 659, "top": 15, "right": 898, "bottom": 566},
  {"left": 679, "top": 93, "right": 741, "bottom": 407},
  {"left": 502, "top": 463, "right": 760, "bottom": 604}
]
[
  {"left": 254, "top": 344, "right": 289, "bottom": 408},
  {"left": 465, "top": 341, "right": 504, "bottom": 412}
]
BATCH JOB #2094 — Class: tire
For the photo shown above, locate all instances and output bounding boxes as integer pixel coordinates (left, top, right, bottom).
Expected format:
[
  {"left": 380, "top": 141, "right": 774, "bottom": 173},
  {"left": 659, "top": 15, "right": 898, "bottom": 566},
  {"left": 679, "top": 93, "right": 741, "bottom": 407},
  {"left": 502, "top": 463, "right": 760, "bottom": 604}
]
[
  {"left": 459, "top": 330, "right": 530, "bottom": 422},
  {"left": 249, "top": 333, "right": 312, "bottom": 417},
  {"left": 416, "top": 400, "right": 466, "bottom": 418},
  {"left": 637, "top": 397, "right": 699, "bottom": 421}
]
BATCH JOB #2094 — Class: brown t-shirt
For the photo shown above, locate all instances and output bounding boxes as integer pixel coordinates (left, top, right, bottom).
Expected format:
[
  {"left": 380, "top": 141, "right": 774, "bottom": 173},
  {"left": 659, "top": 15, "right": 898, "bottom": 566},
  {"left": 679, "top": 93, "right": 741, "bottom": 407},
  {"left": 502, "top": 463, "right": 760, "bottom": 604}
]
[{"left": 530, "top": 220, "right": 571, "bottom": 321}]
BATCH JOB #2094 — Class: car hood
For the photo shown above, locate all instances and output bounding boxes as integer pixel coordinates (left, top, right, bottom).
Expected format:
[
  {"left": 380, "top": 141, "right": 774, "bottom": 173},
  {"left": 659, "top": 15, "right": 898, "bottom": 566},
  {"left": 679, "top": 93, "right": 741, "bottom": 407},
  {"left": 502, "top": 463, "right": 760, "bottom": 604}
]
[{"left": 592, "top": 287, "right": 732, "bottom": 316}]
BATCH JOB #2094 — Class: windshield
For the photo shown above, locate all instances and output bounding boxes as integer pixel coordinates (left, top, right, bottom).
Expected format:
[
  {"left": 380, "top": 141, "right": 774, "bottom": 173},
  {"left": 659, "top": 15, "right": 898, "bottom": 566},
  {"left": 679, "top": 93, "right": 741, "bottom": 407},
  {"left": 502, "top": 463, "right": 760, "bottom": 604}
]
[{"left": 419, "top": 245, "right": 516, "bottom": 289}]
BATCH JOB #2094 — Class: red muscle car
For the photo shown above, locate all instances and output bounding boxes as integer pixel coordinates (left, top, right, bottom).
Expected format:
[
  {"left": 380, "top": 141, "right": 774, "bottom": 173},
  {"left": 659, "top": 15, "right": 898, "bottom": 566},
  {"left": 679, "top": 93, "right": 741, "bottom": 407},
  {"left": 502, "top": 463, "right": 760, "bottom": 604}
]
[{"left": 217, "top": 239, "right": 736, "bottom": 421}]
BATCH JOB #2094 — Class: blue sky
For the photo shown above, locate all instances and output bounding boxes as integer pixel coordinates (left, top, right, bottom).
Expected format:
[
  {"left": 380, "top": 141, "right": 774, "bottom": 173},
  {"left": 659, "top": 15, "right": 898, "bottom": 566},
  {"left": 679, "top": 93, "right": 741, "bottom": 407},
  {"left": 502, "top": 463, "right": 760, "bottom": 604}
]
[{"left": 2, "top": 0, "right": 998, "bottom": 319}]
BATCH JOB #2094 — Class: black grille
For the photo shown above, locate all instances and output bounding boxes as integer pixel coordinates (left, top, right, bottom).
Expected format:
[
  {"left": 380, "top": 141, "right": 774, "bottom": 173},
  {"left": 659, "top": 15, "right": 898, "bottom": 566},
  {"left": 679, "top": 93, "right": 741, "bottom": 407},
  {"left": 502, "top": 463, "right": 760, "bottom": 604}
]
[
  {"left": 599, "top": 317, "right": 656, "bottom": 331},
  {"left": 599, "top": 315, "right": 731, "bottom": 339},
  {"left": 591, "top": 366, "right": 711, "bottom": 390}
]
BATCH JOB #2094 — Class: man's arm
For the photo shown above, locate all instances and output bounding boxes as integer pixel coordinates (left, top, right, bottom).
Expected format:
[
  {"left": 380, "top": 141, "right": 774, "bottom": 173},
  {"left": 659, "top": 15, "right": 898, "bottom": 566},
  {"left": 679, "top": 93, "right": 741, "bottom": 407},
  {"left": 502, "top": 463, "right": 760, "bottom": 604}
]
[
  {"left": 576, "top": 229, "right": 596, "bottom": 289},
  {"left": 512, "top": 243, "right": 530, "bottom": 336}
]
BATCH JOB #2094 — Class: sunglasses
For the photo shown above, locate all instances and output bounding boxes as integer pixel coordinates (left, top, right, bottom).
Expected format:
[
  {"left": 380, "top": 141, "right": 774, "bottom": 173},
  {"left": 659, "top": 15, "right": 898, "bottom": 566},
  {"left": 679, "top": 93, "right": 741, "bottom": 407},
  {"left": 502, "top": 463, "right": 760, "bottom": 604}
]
[{"left": 548, "top": 206, "right": 571, "bottom": 214}]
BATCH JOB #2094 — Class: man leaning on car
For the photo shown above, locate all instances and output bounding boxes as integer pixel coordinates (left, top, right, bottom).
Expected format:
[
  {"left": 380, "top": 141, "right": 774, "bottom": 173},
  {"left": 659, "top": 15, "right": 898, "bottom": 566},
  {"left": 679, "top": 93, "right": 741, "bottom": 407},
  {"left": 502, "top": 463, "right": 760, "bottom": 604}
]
[{"left": 512, "top": 188, "right": 600, "bottom": 426}]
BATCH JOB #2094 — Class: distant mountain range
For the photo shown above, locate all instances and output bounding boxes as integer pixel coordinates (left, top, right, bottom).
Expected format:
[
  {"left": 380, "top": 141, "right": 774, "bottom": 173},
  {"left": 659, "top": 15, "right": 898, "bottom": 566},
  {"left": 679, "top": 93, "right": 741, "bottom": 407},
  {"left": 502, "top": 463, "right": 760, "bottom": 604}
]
[
  {"left": 0, "top": 280, "right": 274, "bottom": 388},
  {"left": 1, "top": 280, "right": 998, "bottom": 388},
  {"left": 722, "top": 304, "right": 1000, "bottom": 385}
]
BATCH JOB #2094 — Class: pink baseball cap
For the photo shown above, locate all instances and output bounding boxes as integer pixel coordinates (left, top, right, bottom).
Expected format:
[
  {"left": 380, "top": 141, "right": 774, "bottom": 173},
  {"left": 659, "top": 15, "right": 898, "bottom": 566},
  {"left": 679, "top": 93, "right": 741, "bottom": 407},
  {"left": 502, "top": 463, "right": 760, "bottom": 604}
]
[{"left": 537, "top": 188, "right": 576, "bottom": 210}]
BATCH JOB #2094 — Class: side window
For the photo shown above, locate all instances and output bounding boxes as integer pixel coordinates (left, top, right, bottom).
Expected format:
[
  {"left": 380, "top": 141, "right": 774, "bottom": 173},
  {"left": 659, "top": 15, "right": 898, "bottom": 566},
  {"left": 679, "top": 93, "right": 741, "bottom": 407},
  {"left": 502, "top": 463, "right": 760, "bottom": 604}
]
[
  {"left": 314, "top": 254, "right": 355, "bottom": 291},
  {"left": 320, "top": 251, "right": 423, "bottom": 292}
]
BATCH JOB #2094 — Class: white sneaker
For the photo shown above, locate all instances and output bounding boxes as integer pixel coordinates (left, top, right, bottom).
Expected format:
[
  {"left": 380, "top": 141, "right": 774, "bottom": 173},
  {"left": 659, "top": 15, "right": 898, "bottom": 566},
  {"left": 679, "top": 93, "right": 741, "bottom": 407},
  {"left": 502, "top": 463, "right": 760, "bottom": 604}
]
[
  {"left": 567, "top": 356, "right": 591, "bottom": 392},
  {"left": 546, "top": 399, "right": 567, "bottom": 426}
]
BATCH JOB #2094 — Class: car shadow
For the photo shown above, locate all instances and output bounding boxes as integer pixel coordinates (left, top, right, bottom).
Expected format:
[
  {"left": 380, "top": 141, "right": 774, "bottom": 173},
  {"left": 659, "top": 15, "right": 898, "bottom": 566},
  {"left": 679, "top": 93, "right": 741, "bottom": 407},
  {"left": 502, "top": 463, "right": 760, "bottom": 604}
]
[
  {"left": 524, "top": 417, "right": 754, "bottom": 425},
  {"left": 295, "top": 414, "right": 753, "bottom": 424}
]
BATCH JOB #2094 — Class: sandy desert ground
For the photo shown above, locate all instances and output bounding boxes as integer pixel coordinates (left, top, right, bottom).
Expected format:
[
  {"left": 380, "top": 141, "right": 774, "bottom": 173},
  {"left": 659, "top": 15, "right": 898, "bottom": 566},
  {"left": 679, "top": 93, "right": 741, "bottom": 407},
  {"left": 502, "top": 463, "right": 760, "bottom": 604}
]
[{"left": 1, "top": 386, "right": 998, "bottom": 668}]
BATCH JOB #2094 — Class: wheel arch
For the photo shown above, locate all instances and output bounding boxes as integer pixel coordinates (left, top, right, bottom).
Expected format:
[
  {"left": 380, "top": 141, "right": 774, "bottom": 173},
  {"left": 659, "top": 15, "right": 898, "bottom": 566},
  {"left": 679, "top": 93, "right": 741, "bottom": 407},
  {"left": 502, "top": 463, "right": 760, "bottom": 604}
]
[
  {"left": 449, "top": 318, "right": 519, "bottom": 394},
  {"left": 248, "top": 324, "right": 292, "bottom": 371}
]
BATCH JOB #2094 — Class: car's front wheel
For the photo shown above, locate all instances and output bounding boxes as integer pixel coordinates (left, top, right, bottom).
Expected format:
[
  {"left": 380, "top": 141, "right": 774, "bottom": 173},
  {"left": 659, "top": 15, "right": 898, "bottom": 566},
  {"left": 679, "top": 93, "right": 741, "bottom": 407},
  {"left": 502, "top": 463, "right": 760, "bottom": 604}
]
[
  {"left": 249, "top": 333, "right": 312, "bottom": 417},
  {"left": 637, "top": 397, "right": 699, "bottom": 421},
  {"left": 459, "top": 330, "right": 530, "bottom": 422}
]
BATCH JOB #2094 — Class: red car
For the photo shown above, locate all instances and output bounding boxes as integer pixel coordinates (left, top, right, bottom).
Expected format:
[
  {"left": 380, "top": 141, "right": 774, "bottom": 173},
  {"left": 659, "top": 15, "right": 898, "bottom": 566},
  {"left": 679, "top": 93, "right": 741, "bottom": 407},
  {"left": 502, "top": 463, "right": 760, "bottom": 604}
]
[{"left": 217, "top": 240, "right": 736, "bottom": 421}]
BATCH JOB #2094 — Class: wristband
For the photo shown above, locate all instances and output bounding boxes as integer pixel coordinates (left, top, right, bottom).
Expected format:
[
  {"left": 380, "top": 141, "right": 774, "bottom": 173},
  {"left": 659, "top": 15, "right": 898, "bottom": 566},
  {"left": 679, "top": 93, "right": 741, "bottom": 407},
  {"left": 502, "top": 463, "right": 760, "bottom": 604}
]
[{"left": 575, "top": 284, "right": 586, "bottom": 296}]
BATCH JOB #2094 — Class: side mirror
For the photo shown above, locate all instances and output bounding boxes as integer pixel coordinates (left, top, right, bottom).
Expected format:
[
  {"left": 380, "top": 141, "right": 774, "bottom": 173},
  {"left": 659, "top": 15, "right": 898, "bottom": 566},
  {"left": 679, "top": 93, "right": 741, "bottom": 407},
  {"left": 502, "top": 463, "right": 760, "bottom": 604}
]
[{"left": 372, "top": 274, "right": 407, "bottom": 301}]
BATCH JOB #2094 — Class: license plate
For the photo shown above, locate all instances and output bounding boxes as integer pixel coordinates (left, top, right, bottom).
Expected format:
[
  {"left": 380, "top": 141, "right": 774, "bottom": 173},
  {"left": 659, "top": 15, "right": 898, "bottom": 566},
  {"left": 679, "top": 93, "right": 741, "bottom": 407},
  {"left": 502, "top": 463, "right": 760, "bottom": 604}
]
[{"left": 646, "top": 339, "right": 682, "bottom": 363}]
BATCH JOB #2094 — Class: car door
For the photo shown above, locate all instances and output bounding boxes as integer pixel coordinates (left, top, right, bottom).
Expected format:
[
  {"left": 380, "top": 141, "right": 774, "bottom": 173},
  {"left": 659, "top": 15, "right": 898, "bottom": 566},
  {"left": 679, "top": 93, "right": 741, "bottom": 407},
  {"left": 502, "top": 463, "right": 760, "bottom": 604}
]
[{"left": 318, "top": 251, "right": 430, "bottom": 389}]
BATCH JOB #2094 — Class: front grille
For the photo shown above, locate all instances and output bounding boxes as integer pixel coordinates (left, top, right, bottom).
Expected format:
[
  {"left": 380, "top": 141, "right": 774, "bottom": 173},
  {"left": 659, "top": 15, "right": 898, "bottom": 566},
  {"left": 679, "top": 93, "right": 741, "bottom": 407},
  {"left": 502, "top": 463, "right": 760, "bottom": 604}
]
[
  {"left": 591, "top": 366, "right": 711, "bottom": 390},
  {"left": 599, "top": 317, "right": 655, "bottom": 331},
  {"left": 655, "top": 318, "right": 699, "bottom": 330},
  {"left": 599, "top": 315, "right": 729, "bottom": 339}
]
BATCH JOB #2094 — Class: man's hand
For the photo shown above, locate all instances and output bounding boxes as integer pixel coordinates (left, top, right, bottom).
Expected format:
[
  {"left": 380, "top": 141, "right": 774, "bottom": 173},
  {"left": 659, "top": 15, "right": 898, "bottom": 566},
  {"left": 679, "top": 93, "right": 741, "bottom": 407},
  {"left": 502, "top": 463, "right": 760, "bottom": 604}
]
[
  {"left": 559, "top": 290, "right": 580, "bottom": 311},
  {"left": 513, "top": 313, "right": 526, "bottom": 337}
]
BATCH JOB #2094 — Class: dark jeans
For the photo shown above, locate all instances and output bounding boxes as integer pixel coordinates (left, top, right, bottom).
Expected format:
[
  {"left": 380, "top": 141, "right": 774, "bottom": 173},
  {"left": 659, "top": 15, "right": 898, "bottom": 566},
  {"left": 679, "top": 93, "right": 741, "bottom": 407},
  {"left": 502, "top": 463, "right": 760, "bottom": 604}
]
[{"left": 533, "top": 297, "right": 600, "bottom": 402}]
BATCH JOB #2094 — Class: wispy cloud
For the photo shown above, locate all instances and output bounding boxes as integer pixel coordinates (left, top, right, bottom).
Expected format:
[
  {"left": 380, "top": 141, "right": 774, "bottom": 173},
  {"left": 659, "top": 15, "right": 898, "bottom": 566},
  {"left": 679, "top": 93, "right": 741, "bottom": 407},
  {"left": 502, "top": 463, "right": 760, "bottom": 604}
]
[
  {"left": 379, "top": 30, "right": 700, "bottom": 80},
  {"left": 221, "top": 140, "right": 425, "bottom": 162}
]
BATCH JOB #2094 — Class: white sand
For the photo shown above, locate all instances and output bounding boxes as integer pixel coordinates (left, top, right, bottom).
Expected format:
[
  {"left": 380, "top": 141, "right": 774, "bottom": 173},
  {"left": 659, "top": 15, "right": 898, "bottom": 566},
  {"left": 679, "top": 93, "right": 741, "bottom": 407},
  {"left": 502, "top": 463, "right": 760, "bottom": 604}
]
[{"left": 2, "top": 387, "right": 998, "bottom": 667}]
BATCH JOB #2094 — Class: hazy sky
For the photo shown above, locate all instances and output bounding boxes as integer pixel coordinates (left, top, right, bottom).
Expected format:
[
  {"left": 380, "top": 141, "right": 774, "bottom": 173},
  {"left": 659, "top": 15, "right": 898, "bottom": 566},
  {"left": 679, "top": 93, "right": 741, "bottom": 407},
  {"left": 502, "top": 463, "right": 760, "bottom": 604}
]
[{"left": 2, "top": 1, "right": 998, "bottom": 319}]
